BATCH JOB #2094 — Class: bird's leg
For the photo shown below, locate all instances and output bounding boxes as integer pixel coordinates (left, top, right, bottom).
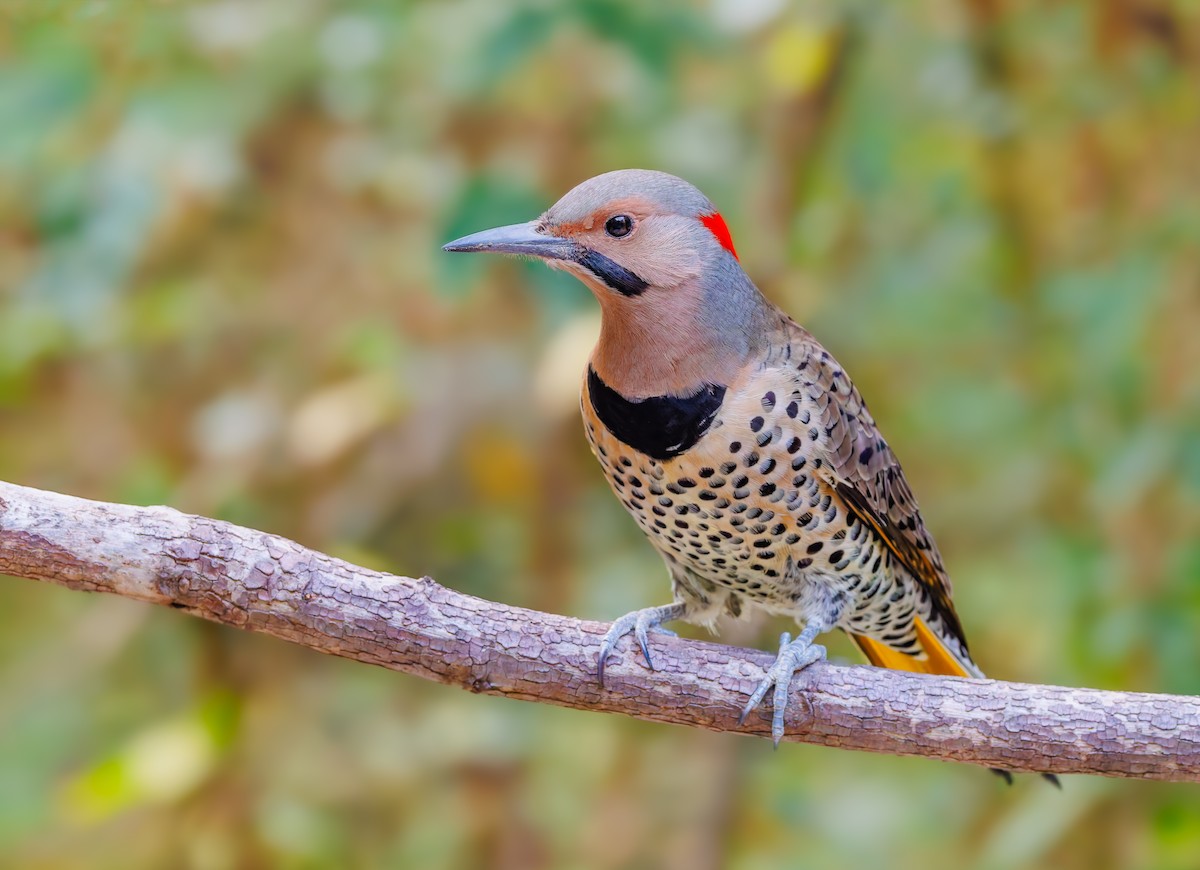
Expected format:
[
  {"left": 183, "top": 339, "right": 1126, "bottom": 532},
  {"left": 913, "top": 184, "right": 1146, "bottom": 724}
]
[
  {"left": 738, "top": 620, "right": 828, "bottom": 746},
  {"left": 597, "top": 601, "right": 687, "bottom": 685}
]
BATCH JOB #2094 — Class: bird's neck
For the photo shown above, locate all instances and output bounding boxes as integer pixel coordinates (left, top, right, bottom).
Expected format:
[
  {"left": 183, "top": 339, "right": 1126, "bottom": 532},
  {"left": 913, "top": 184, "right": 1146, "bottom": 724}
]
[{"left": 589, "top": 276, "right": 775, "bottom": 400}]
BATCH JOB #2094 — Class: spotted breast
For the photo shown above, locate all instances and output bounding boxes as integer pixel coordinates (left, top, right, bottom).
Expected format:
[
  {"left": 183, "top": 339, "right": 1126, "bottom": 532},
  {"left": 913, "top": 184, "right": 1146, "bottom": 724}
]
[{"left": 581, "top": 333, "right": 975, "bottom": 677}]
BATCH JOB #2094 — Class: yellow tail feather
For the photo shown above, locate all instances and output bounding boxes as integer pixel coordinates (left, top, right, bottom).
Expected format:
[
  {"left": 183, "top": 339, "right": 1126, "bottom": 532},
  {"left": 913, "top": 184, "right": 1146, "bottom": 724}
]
[{"left": 850, "top": 616, "right": 976, "bottom": 678}]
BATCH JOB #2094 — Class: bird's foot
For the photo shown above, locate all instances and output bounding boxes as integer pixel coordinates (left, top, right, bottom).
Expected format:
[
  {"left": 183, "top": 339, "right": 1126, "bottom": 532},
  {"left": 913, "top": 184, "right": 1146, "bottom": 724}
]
[
  {"left": 597, "top": 602, "right": 686, "bottom": 684},
  {"left": 738, "top": 630, "right": 827, "bottom": 747}
]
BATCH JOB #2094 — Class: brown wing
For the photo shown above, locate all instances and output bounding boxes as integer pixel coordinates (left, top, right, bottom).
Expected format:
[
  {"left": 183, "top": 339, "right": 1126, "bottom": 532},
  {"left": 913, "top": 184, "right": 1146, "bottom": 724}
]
[{"left": 781, "top": 325, "right": 971, "bottom": 657}]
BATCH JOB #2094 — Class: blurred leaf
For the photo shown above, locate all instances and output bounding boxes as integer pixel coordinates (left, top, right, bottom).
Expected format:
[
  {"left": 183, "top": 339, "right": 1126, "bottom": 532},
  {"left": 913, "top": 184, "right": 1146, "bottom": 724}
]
[{"left": 61, "top": 697, "right": 233, "bottom": 823}]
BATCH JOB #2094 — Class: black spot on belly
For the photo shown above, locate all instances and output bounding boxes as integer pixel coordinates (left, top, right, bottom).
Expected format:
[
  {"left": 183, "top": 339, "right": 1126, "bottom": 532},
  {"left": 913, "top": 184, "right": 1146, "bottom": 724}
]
[{"left": 587, "top": 367, "right": 725, "bottom": 461}]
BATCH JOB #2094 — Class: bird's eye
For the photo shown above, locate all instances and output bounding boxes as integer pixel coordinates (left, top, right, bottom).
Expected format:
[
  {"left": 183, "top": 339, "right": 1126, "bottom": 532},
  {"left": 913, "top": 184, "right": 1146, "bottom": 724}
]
[{"left": 605, "top": 215, "right": 634, "bottom": 238}]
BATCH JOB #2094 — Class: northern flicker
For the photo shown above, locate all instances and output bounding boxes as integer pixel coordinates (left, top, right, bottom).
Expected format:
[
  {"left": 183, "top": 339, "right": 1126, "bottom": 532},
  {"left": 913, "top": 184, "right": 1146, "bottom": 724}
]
[{"left": 443, "top": 170, "right": 1021, "bottom": 769}]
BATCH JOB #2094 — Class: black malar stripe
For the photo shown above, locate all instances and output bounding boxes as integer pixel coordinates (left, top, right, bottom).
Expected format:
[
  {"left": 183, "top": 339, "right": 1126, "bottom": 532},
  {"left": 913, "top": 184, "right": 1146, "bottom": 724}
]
[{"left": 577, "top": 249, "right": 649, "bottom": 297}]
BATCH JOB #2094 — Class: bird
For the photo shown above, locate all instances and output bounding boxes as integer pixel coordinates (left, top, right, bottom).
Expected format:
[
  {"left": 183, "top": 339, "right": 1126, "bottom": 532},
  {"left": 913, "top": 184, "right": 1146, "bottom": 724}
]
[{"left": 444, "top": 169, "right": 1048, "bottom": 782}]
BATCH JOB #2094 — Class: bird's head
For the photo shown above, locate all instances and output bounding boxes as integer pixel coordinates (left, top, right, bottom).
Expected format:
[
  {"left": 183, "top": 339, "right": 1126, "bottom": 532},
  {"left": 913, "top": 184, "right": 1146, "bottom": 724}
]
[
  {"left": 444, "top": 169, "right": 772, "bottom": 397},
  {"left": 444, "top": 168, "right": 742, "bottom": 298}
]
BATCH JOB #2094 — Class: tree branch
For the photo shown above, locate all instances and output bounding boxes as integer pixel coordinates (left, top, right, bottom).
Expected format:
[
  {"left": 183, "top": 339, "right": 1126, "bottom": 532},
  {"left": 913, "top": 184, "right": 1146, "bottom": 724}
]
[{"left": 1, "top": 480, "right": 1196, "bottom": 782}]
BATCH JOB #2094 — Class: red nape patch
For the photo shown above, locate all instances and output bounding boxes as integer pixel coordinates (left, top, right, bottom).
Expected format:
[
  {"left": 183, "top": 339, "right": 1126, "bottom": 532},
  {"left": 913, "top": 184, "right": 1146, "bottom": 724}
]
[{"left": 700, "top": 212, "right": 738, "bottom": 260}]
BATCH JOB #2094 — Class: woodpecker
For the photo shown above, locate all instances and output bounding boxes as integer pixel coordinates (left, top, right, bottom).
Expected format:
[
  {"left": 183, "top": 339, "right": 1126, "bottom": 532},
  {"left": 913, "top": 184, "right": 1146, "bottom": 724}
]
[{"left": 444, "top": 170, "right": 1037, "bottom": 779}]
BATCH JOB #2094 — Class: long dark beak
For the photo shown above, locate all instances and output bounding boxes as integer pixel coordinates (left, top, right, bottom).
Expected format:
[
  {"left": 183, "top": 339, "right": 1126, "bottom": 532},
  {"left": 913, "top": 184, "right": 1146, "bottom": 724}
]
[{"left": 442, "top": 221, "right": 578, "bottom": 261}]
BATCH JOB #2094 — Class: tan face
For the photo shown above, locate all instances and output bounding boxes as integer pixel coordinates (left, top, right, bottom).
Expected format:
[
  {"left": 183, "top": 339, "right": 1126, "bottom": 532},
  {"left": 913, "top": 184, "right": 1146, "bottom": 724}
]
[{"left": 540, "top": 196, "right": 707, "bottom": 294}]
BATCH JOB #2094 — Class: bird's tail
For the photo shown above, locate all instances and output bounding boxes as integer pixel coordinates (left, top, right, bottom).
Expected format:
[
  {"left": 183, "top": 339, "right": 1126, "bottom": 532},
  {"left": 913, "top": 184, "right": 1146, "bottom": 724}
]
[{"left": 849, "top": 614, "right": 982, "bottom": 679}]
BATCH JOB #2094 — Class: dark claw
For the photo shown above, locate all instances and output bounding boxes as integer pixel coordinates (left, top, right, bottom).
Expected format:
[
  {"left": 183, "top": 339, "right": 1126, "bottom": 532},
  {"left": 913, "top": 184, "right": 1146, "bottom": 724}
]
[
  {"left": 638, "top": 633, "right": 655, "bottom": 671},
  {"left": 990, "top": 768, "right": 1014, "bottom": 786},
  {"left": 596, "top": 603, "right": 686, "bottom": 688},
  {"left": 1042, "top": 773, "right": 1062, "bottom": 789}
]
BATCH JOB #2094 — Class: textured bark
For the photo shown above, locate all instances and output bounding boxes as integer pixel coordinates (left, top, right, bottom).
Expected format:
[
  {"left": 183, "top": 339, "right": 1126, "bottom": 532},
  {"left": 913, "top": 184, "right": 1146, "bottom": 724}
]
[{"left": 1, "top": 480, "right": 1196, "bottom": 782}]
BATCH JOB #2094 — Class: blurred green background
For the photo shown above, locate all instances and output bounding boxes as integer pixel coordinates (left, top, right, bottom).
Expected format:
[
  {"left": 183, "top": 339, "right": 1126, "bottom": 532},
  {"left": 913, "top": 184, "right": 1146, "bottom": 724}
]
[{"left": 2, "top": 0, "right": 1199, "bottom": 867}]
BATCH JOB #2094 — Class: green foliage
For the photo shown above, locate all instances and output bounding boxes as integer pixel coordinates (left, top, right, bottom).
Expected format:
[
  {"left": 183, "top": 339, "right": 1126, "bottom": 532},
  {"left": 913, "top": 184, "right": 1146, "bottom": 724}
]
[{"left": 1, "top": 1, "right": 1198, "bottom": 866}]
